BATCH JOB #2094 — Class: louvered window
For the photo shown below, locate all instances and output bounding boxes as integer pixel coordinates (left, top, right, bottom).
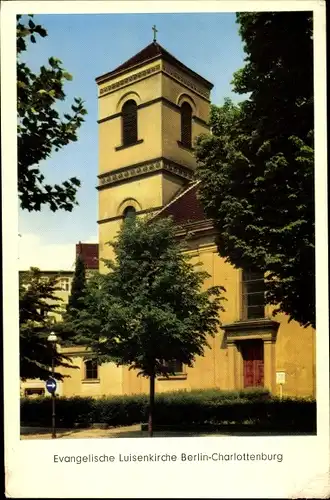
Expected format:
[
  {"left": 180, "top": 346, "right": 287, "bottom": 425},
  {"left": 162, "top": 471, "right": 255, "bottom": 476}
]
[
  {"left": 181, "top": 102, "right": 192, "bottom": 147},
  {"left": 122, "top": 100, "right": 138, "bottom": 146}
]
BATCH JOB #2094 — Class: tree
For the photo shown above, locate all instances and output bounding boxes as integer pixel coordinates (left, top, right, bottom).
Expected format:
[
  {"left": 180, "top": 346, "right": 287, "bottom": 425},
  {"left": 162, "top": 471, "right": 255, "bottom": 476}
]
[
  {"left": 67, "top": 254, "right": 86, "bottom": 314},
  {"left": 17, "top": 15, "right": 87, "bottom": 212},
  {"left": 58, "top": 253, "right": 87, "bottom": 346},
  {"left": 72, "top": 217, "right": 225, "bottom": 436},
  {"left": 20, "top": 267, "right": 75, "bottom": 380},
  {"left": 195, "top": 12, "right": 314, "bottom": 328}
]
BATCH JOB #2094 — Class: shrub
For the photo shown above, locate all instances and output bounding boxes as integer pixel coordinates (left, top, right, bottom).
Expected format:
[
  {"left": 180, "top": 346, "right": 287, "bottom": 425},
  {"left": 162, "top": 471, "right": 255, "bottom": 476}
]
[
  {"left": 92, "top": 395, "right": 148, "bottom": 426},
  {"left": 20, "top": 388, "right": 316, "bottom": 432}
]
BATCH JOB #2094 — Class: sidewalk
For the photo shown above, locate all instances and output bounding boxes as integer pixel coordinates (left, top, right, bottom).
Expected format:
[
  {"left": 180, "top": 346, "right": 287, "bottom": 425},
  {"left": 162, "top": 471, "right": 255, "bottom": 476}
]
[
  {"left": 20, "top": 424, "right": 215, "bottom": 439},
  {"left": 20, "top": 425, "right": 313, "bottom": 439}
]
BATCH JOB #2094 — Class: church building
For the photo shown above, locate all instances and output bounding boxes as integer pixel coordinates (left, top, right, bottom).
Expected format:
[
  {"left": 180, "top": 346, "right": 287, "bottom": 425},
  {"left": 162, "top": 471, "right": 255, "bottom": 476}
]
[{"left": 58, "top": 36, "right": 316, "bottom": 399}]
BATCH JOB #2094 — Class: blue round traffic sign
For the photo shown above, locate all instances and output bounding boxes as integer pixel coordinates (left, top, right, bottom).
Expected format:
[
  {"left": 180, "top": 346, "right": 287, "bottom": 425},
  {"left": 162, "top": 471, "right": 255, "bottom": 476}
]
[{"left": 46, "top": 378, "right": 57, "bottom": 394}]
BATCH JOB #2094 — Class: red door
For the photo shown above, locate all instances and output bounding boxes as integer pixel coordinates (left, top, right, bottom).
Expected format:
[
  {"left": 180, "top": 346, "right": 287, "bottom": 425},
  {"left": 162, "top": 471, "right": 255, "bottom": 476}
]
[{"left": 242, "top": 340, "right": 264, "bottom": 387}]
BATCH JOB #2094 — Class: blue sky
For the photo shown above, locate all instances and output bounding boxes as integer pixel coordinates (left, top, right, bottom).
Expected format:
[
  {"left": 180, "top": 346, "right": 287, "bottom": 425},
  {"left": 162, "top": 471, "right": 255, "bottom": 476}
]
[{"left": 18, "top": 12, "right": 246, "bottom": 269}]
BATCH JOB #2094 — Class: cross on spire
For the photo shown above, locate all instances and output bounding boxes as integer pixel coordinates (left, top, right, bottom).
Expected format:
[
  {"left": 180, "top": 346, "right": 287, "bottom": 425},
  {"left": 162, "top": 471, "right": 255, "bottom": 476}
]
[{"left": 152, "top": 25, "right": 158, "bottom": 43}]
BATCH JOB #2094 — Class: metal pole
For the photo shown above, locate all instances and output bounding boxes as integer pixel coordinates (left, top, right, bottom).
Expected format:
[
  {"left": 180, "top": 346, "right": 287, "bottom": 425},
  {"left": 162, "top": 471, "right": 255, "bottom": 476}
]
[{"left": 51, "top": 349, "right": 56, "bottom": 439}]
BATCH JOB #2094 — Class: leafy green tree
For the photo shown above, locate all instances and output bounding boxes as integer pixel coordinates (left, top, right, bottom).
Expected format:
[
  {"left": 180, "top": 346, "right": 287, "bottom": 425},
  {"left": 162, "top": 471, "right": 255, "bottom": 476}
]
[
  {"left": 195, "top": 12, "right": 314, "bottom": 328},
  {"left": 17, "top": 15, "right": 87, "bottom": 212},
  {"left": 72, "top": 217, "right": 225, "bottom": 436},
  {"left": 20, "top": 267, "right": 75, "bottom": 380}
]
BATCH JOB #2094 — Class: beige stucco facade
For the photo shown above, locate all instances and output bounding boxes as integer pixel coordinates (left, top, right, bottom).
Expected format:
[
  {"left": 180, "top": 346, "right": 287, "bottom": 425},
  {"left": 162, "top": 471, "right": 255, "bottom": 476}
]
[
  {"left": 22, "top": 42, "right": 316, "bottom": 400},
  {"left": 57, "top": 236, "right": 315, "bottom": 399}
]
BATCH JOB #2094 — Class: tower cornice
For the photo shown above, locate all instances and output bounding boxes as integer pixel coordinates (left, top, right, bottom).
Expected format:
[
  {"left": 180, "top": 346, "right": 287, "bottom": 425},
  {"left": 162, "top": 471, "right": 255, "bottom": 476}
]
[{"left": 97, "top": 157, "right": 195, "bottom": 190}]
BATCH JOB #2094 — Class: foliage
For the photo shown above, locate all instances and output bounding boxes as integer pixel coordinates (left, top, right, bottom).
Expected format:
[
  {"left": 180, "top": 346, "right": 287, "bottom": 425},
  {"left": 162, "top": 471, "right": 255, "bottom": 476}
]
[
  {"left": 72, "top": 254, "right": 86, "bottom": 300},
  {"left": 195, "top": 12, "right": 314, "bottom": 328},
  {"left": 17, "top": 15, "right": 87, "bottom": 212},
  {"left": 19, "top": 267, "right": 75, "bottom": 380},
  {"left": 67, "top": 254, "right": 86, "bottom": 313},
  {"left": 58, "top": 254, "right": 87, "bottom": 345},
  {"left": 72, "top": 217, "right": 225, "bottom": 376},
  {"left": 20, "top": 391, "right": 316, "bottom": 432},
  {"left": 56, "top": 255, "right": 86, "bottom": 345},
  {"left": 70, "top": 216, "right": 225, "bottom": 435}
]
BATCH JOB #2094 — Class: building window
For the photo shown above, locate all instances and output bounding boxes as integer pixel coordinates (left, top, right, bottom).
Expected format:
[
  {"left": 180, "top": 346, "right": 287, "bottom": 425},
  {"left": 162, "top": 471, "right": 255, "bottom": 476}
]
[
  {"left": 242, "top": 270, "right": 265, "bottom": 320},
  {"left": 122, "top": 100, "right": 138, "bottom": 146},
  {"left": 59, "top": 277, "right": 70, "bottom": 292},
  {"left": 180, "top": 102, "right": 192, "bottom": 147},
  {"left": 84, "top": 359, "right": 98, "bottom": 380},
  {"left": 164, "top": 359, "right": 184, "bottom": 374},
  {"left": 24, "top": 388, "right": 45, "bottom": 397},
  {"left": 123, "top": 205, "right": 137, "bottom": 220}
]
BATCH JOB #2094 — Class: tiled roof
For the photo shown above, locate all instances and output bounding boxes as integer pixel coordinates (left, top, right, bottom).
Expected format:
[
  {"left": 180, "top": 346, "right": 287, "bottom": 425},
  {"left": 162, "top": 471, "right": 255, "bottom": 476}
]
[
  {"left": 76, "top": 243, "right": 99, "bottom": 270},
  {"left": 155, "top": 182, "right": 207, "bottom": 225},
  {"left": 112, "top": 42, "right": 164, "bottom": 75},
  {"left": 96, "top": 42, "right": 213, "bottom": 89}
]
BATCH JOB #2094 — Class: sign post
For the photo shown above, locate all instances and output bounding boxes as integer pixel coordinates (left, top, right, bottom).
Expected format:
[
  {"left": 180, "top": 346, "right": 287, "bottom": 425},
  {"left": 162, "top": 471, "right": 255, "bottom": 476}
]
[
  {"left": 47, "top": 332, "right": 58, "bottom": 439},
  {"left": 46, "top": 378, "right": 57, "bottom": 438}
]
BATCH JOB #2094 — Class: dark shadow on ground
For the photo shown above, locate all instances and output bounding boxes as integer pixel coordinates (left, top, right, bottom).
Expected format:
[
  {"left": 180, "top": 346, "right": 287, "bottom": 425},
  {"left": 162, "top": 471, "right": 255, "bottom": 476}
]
[
  {"left": 20, "top": 425, "right": 316, "bottom": 439},
  {"left": 105, "top": 430, "right": 316, "bottom": 438},
  {"left": 20, "top": 427, "right": 84, "bottom": 437}
]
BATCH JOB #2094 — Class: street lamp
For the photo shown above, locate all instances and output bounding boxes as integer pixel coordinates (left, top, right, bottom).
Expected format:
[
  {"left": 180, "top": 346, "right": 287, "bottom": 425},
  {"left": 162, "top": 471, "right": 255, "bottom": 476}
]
[{"left": 47, "top": 332, "right": 58, "bottom": 439}]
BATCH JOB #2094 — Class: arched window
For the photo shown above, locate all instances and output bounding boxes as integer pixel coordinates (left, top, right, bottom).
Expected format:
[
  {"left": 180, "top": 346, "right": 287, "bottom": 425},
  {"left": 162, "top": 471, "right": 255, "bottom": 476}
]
[
  {"left": 84, "top": 359, "right": 98, "bottom": 380},
  {"left": 123, "top": 205, "right": 137, "bottom": 221},
  {"left": 180, "top": 102, "right": 192, "bottom": 148},
  {"left": 122, "top": 100, "right": 138, "bottom": 146}
]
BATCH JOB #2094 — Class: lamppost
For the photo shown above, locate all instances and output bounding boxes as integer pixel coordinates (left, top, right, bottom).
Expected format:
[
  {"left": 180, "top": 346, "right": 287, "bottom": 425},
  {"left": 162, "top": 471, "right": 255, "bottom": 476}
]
[{"left": 47, "top": 332, "right": 58, "bottom": 439}]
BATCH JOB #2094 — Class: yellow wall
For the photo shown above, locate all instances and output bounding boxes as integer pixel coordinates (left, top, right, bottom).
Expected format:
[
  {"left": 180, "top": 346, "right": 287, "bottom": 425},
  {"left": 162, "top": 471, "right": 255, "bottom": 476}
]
[
  {"left": 59, "top": 347, "right": 125, "bottom": 397},
  {"left": 98, "top": 64, "right": 162, "bottom": 120},
  {"left": 161, "top": 66, "right": 211, "bottom": 121},
  {"left": 162, "top": 173, "right": 185, "bottom": 203},
  {"left": 99, "top": 102, "right": 163, "bottom": 175},
  {"left": 98, "top": 173, "right": 165, "bottom": 269},
  {"left": 99, "top": 173, "right": 163, "bottom": 222},
  {"left": 161, "top": 104, "right": 207, "bottom": 169},
  {"left": 273, "top": 313, "right": 315, "bottom": 398},
  {"left": 29, "top": 238, "right": 316, "bottom": 400},
  {"left": 112, "top": 240, "right": 315, "bottom": 398}
]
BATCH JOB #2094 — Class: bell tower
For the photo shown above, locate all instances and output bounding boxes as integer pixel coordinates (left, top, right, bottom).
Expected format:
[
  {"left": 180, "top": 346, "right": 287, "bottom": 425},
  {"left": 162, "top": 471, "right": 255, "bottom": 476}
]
[{"left": 96, "top": 38, "right": 213, "bottom": 267}]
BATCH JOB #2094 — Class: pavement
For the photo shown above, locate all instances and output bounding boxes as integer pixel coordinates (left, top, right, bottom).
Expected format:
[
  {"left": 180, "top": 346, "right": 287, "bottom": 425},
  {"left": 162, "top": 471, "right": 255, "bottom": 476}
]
[
  {"left": 20, "top": 424, "right": 218, "bottom": 439},
  {"left": 20, "top": 425, "right": 313, "bottom": 439}
]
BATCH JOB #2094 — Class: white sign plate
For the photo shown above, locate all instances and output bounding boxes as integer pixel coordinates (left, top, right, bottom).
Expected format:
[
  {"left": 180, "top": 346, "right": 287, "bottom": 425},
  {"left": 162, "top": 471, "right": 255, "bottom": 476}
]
[{"left": 276, "top": 371, "right": 286, "bottom": 384}]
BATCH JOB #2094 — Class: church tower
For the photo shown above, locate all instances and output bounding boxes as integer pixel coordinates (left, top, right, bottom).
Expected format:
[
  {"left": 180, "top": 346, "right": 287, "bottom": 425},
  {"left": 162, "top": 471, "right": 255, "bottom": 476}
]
[{"left": 96, "top": 35, "right": 213, "bottom": 267}]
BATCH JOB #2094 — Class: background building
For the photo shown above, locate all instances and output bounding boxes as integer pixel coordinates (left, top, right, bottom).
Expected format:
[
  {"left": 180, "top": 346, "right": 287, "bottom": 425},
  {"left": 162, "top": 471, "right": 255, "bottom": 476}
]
[{"left": 20, "top": 243, "right": 98, "bottom": 397}]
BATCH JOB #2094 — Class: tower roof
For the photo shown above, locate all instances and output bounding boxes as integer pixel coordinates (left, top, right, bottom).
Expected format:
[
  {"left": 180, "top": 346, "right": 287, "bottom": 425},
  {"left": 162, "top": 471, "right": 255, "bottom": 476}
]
[{"left": 96, "top": 41, "right": 213, "bottom": 90}]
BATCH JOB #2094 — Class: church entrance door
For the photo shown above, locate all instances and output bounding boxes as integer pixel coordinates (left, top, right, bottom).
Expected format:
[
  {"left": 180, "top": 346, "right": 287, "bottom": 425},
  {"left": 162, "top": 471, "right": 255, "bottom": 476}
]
[{"left": 241, "top": 340, "right": 264, "bottom": 388}]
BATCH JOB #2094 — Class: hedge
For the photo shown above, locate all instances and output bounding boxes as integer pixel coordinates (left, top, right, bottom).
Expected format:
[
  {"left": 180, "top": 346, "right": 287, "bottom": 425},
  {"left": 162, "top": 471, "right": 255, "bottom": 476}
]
[{"left": 20, "top": 388, "right": 316, "bottom": 431}]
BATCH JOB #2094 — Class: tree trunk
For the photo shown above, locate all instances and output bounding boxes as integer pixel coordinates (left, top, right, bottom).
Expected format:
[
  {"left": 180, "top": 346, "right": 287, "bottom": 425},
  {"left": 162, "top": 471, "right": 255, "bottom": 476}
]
[{"left": 148, "top": 373, "right": 155, "bottom": 437}]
